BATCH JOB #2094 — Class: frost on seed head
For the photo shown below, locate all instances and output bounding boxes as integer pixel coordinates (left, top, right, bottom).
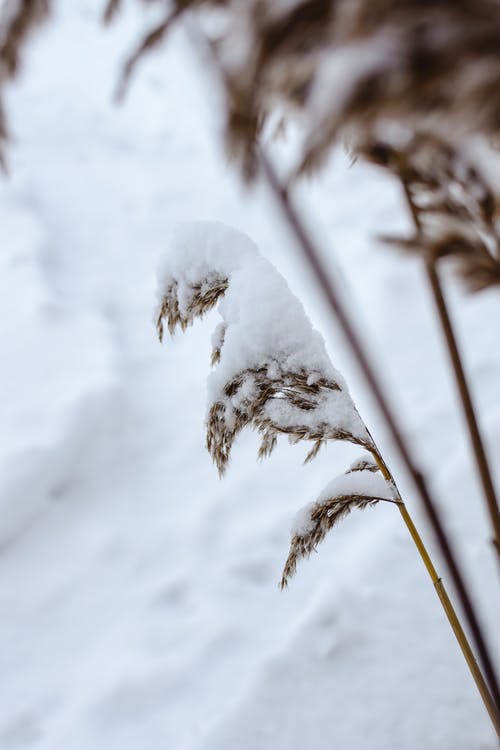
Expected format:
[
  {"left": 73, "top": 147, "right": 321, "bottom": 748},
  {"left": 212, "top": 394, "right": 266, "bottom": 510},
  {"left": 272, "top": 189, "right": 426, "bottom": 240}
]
[{"left": 156, "top": 221, "right": 373, "bottom": 476}]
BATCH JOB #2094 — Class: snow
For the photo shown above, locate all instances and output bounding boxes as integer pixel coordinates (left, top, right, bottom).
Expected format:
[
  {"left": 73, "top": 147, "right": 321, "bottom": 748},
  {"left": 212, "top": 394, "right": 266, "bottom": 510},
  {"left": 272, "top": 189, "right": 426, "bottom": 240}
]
[
  {"left": 156, "top": 221, "right": 256, "bottom": 310},
  {"left": 263, "top": 389, "right": 368, "bottom": 443},
  {"left": 0, "top": 3, "right": 498, "bottom": 750},
  {"left": 292, "top": 469, "right": 394, "bottom": 537},
  {"left": 158, "top": 220, "right": 369, "bottom": 451},
  {"left": 0, "top": 198, "right": 121, "bottom": 549},
  {"left": 317, "top": 468, "right": 395, "bottom": 504},
  {"left": 160, "top": 221, "right": 348, "bottom": 387}
]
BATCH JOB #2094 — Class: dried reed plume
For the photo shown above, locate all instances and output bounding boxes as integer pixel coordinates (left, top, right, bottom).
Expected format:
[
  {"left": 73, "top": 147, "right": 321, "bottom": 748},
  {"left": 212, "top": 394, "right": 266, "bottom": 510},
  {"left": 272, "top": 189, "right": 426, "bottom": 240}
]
[
  {"left": 355, "top": 131, "right": 500, "bottom": 562},
  {"left": 205, "top": 367, "right": 373, "bottom": 476},
  {"left": 281, "top": 462, "right": 397, "bottom": 588},
  {"left": 6, "top": 0, "right": 500, "bottom": 195},
  {"left": 153, "top": 226, "right": 400, "bottom": 593},
  {"left": 155, "top": 275, "right": 228, "bottom": 342},
  {"left": 1, "top": 1, "right": 498, "bottom": 730},
  {"left": 156, "top": 234, "right": 374, "bottom": 476},
  {"left": 155, "top": 227, "right": 400, "bottom": 592},
  {"left": 105, "top": 0, "right": 500, "bottom": 574},
  {"left": 0, "top": 0, "right": 50, "bottom": 77},
  {"left": 358, "top": 132, "right": 500, "bottom": 292},
  {"left": 103, "top": 1, "right": 500, "bottom": 178}
]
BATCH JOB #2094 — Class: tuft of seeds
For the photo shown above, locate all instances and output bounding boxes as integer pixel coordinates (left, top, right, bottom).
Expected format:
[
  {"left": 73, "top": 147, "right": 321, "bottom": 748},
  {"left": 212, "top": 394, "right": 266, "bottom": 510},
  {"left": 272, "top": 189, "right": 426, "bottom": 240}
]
[
  {"left": 280, "top": 465, "right": 397, "bottom": 588},
  {"left": 156, "top": 276, "right": 229, "bottom": 342},
  {"left": 206, "top": 366, "right": 373, "bottom": 476},
  {"left": 157, "top": 263, "right": 374, "bottom": 475}
]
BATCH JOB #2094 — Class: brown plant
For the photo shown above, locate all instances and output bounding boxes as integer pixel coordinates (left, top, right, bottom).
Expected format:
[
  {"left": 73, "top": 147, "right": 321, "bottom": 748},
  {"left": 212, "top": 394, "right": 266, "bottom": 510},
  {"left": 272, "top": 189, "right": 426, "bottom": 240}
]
[
  {"left": 156, "top": 248, "right": 374, "bottom": 476},
  {"left": 281, "top": 464, "right": 397, "bottom": 589}
]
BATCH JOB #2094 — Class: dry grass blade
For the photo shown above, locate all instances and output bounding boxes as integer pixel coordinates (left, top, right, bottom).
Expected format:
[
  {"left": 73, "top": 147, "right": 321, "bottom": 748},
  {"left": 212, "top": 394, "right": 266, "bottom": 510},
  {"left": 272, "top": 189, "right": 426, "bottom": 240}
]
[
  {"left": 220, "top": 0, "right": 336, "bottom": 177},
  {"left": 114, "top": 7, "right": 182, "bottom": 101},
  {"left": 0, "top": 0, "right": 51, "bottom": 77},
  {"left": 102, "top": 0, "right": 122, "bottom": 25},
  {"left": 105, "top": 0, "right": 232, "bottom": 94},
  {"left": 347, "top": 457, "right": 379, "bottom": 473}
]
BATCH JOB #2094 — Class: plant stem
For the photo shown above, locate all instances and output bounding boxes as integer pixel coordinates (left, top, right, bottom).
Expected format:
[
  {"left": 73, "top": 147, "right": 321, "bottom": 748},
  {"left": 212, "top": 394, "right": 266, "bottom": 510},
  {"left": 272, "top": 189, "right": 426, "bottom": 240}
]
[
  {"left": 425, "top": 258, "right": 500, "bottom": 563},
  {"left": 258, "top": 148, "right": 500, "bottom": 727},
  {"left": 184, "top": 20, "right": 500, "bottom": 733},
  {"left": 401, "top": 180, "right": 500, "bottom": 565},
  {"left": 372, "top": 449, "right": 500, "bottom": 735}
]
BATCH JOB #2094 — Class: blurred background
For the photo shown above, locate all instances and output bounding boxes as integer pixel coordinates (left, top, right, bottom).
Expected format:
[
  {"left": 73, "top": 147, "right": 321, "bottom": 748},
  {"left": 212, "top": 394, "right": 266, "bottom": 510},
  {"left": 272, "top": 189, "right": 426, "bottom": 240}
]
[{"left": 0, "top": 2, "right": 499, "bottom": 748}]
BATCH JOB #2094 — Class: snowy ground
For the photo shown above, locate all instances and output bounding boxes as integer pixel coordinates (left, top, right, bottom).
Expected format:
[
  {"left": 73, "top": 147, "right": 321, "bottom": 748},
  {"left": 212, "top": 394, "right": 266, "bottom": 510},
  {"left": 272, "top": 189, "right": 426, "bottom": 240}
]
[{"left": 0, "top": 3, "right": 499, "bottom": 749}]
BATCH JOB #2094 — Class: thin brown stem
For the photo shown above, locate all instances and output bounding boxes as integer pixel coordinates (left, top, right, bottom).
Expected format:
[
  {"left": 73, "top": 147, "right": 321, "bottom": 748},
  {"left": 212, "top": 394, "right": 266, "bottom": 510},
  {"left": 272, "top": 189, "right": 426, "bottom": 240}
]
[
  {"left": 401, "top": 179, "right": 500, "bottom": 565},
  {"left": 426, "top": 258, "right": 500, "bottom": 562},
  {"left": 370, "top": 447, "right": 500, "bottom": 735}
]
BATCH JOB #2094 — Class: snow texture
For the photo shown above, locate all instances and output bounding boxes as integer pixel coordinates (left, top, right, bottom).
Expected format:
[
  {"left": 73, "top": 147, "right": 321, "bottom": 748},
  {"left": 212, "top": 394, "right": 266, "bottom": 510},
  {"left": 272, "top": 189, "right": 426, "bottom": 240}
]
[
  {"left": 0, "top": 5, "right": 498, "bottom": 750},
  {"left": 159, "top": 221, "right": 345, "bottom": 385},
  {"left": 317, "top": 468, "right": 395, "bottom": 504},
  {"left": 158, "top": 220, "right": 369, "bottom": 443},
  {"left": 292, "top": 469, "right": 395, "bottom": 536}
]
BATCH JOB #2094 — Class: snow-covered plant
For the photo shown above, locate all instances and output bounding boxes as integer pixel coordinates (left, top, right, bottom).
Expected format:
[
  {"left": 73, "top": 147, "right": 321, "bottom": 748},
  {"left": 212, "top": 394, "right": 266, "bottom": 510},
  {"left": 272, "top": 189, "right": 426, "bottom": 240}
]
[
  {"left": 97, "top": 3, "right": 500, "bottom": 579},
  {"left": 157, "top": 222, "right": 372, "bottom": 471},
  {"left": 156, "top": 221, "right": 407, "bottom": 584},
  {"left": 281, "top": 459, "right": 397, "bottom": 587},
  {"left": 131, "top": 2, "right": 500, "bottom": 727},
  {"left": 2, "top": 0, "right": 498, "bottom": 731},
  {"left": 156, "top": 224, "right": 500, "bottom": 732},
  {"left": 101, "top": 1, "right": 500, "bottom": 294}
]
